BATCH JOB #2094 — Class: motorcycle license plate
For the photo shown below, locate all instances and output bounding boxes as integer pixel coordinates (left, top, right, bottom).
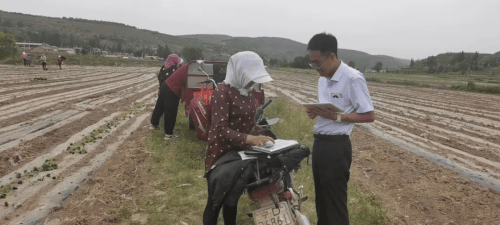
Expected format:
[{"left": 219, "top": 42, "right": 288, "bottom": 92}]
[{"left": 253, "top": 202, "right": 294, "bottom": 225}]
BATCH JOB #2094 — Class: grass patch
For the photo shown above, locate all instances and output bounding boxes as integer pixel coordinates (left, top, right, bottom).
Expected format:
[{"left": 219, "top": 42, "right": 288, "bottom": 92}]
[
  {"left": 364, "top": 72, "right": 500, "bottom": 94},
  {"left": 40, "top": 158, "right": 58, "bottom": 172},
  {"left": 1, "top": 185, "right": 12, "bottom": 197},
  {"left": 118, "top": 207, "right": 132, "bottom": 220},
  {"left": 450, "top": 81, "right": 500, "bottom": 94},
  {"left": 133, "top": 98, "right": 386, "bottom": 224},
  {"left": 275, "top": 67, "right": 318, "bottom": 75}
]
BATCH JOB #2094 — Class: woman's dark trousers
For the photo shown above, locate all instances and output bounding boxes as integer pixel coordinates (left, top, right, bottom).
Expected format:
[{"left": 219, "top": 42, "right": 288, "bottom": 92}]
[{"left": 150, "top": 83, "right": 180, "bottom": 135}]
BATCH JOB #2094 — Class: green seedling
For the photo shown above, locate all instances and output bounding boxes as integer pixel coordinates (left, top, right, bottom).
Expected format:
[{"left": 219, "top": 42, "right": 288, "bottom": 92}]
[
  {"left": 41, "top": 159, "right": 58, "bottom": 172},
  {"left": 67, "top": 145, "right": 87, "bottom": 154},
  {"left": 0, "top": 185, "right": 12, "bottom": 196}
]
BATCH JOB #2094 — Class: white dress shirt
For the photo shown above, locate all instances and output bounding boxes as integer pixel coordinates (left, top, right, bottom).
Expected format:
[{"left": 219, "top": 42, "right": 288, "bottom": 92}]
[{"left": 314, "top": 61, "right": 374, "bottom": 135}]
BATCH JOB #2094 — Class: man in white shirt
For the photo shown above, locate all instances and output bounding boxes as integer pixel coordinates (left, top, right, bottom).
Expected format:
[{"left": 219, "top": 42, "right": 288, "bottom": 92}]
[{"left": 306, "top": 33, "right": 375, "bottom": 225}]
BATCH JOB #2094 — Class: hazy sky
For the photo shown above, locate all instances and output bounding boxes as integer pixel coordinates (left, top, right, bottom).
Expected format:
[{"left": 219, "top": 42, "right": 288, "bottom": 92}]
[{"left": 2, "top": 0, "right": 500, "bottom": 59}]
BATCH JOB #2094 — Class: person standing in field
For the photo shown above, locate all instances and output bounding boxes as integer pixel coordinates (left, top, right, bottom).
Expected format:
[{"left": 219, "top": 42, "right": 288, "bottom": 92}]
[
  {"left": 306, "top": 32, "right": 375, "bottom": 225},
  {"left": 157, "top": 54, "right": 182, "bottom": 90},
  {"left": 57, "top": 55, "right": 66, "bottom": 69},
  {"left": 150, "top": 54, "right": 184, "bottom": 140},
  {"left": 20, "top": 52, "right": 28, "bottom": 67},
  {"left": 26, "top": 54, "right": 32, "bottom": 66},
  {"left": 40, "top": 54, "right": 47, "bottom": 70}
]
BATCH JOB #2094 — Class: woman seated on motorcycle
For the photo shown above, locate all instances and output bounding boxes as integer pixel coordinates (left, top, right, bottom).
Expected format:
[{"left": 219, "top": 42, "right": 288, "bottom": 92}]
[{"left": 203, "top": 51, "right": 275, "bottom": 225}]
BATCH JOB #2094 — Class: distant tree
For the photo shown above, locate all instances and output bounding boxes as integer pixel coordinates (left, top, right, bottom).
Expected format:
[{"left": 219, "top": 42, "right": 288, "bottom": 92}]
[
  {"left": 471, "top": 51, "right": 479, "bottom": 70},
  {"left": 260, "top": 54, "right": 268, "bottom": 66},
  {"left": 290, "top": 55, "right": 310, "bottom": 69},
  {"left": 116, "top": 43, "right": 122, "bottom": 53},
  {"left": 426, "top": 56, "right": 438, "bottom": 73},
  {"left": 426, "top": 56, "right": 437, "bottom": 68},
  {"left": 458, "top": 62, "right": 468, "bottom": 73},
  {"left": 280, "top": 58, "right": 289, "bottom": 67},
  {"left": 181, "top": 47, "right": 203, "bottom": 62},
  {"left": 88, "top": 35, "right": 101, "bottom": 48},
  {"left": 348, "top": 61, "right": 356, "bottom": 68},
  {"left": 157, "top": 44, "right": 171, "bottom": 59},
  {"left": 143, "top": 47, "right": 154, "bottom": 56},
  {"left": 450, "top": 55, "right": 457, "bottom": 65},
  {"left": 133, "top": 49, "right": 143, "bottom": 57},
  {"left": 457, "top": 51, "right": 465, "bottom": 63},
  {"left": 156, "top": 45, "right": 162, "bottom": 56},
  {"left": 14, "top": 34, "right": 24, "bottom": 42},
  {"left": 48, "top": 32, "right": 62, "bottom": 47},
  {"left": 409, "top": 58, "right": 414, "bottom": 67},
  {"left": 437, "top": 65, "right": 445, "bottom": 73},
  {"left": 69, "top": 33, "right": 78, "bottom": 47},
  {"left": 372, "top": 61, "right": 383, "bottom": 72},
  {"left": 0, "top": 32, "right": 18, "bottom": 60},
  {"left": 269, "top": 58, "right": 279, "bottom": 67},
  {"left": 125, "top": 47, "right": 134, "bottom": 54}
]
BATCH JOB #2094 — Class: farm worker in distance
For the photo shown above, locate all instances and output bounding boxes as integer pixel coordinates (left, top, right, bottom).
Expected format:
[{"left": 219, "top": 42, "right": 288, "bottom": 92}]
[
  {"left": 26, "top": 53, "right": 32, "bottom": 66},
  {"left": 305, "top": 32, "right": 375, "bottom": 225},
  {"left": 202, "top": 51, "right": 276, "bottom": 225},
  {"left": 150, "top": 54, "right": 185, "bottom": 140},
  {"left": 20, "top": 52, "right": 28, "bottom": 67},
  {"left": 40, "top": 54, "right": 47, "bottom": 70},
  {"left": 157, "top": 54, "right": 183, "bottom": 90},
  {"left": 57, "top": 55, "right": 66, "bottom": 69}
]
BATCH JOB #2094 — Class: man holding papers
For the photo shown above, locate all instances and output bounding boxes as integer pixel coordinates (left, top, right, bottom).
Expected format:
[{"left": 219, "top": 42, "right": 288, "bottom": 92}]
[{"left": 306, "top": 33, "right": 375, "bottom": 225}]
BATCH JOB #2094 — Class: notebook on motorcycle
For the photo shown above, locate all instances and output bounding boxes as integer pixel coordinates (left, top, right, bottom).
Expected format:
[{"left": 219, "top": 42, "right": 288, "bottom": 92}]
[{"left": 246, "top": 139, "right": 299, "bottom": 155}]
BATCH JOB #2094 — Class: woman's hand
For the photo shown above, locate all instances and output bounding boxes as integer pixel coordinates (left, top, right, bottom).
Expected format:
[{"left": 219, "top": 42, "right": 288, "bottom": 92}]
[{"left": 245, "top": 135, "right": 274, "bottom": 146}]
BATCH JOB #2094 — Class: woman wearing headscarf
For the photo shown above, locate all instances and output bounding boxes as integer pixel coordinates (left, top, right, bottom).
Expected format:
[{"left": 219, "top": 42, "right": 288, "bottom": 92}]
[
  {"left": 57, "top": 55, "right": 67, "bottom": 69},
  {"left": 202, "top": 51, "right": 275, "bottom": 225},
  {"left": 157, "top": 54, "right": 182, "bottom": 89},
  {"left": 150, "top": 54, "right": 185, "bottom": 140},
  {"left": 20, "top": 52, "right": 28, "bottom": 67}
]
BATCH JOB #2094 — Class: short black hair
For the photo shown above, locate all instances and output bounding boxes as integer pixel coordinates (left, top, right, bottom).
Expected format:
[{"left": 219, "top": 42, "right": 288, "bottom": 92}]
[{"left": 307, "top": 32, "right": 338, "bottom": 57}]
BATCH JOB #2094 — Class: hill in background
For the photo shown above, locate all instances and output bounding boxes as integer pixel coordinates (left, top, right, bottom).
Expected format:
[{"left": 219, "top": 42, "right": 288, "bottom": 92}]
[{"left": 2, "top": 10, "right": 409, "bottom": 69}]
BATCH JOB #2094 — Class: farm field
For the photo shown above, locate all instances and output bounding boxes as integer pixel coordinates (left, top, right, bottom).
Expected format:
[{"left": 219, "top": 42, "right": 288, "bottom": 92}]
[
  {"left": 364, "top": 71, "right": 500, "bottom": 88},
  {"left": 1, "top": 66, "right": 500, "bottom": 224},
  {"left": 264, "top": 69, "right": 500, "bottom": 223},
  {"left": 0, "top": 65, "right": 159, "bottom": 224}
]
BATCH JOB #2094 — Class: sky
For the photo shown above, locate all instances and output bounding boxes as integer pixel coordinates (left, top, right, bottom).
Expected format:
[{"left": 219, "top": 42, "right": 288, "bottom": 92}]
[{"left": 2, "top": 0, "right": 500, "bottom": 60}]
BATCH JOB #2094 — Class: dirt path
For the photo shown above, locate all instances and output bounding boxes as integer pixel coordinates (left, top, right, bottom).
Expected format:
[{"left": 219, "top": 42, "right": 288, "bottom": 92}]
[{"left": 2, "top": 66, "right": 500, "bottom": 224}]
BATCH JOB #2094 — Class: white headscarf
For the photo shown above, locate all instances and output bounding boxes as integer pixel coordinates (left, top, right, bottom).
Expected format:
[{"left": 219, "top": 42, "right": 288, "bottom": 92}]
[{"left": 223, "top": 51, "right": 273, "bottom": 96}]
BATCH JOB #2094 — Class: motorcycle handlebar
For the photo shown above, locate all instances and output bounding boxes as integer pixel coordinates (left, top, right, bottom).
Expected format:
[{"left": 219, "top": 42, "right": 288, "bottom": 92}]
[{"left": 254, "top": 99, "right": 273, "bottom": 123}]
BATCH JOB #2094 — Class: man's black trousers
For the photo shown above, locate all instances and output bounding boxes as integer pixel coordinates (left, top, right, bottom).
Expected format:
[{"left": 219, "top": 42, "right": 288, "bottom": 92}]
[
  {"left": 312, "top": 134, "right": 352, "bottom": 225},
  {"left": 150, "top": 83, "right": 180, "bottom": 135}
]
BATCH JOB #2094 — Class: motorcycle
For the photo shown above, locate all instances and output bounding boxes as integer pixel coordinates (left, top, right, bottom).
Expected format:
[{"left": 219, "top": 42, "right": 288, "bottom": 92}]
[{"left": 243, "top": 100, "right": 311, "bottom": 225}]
